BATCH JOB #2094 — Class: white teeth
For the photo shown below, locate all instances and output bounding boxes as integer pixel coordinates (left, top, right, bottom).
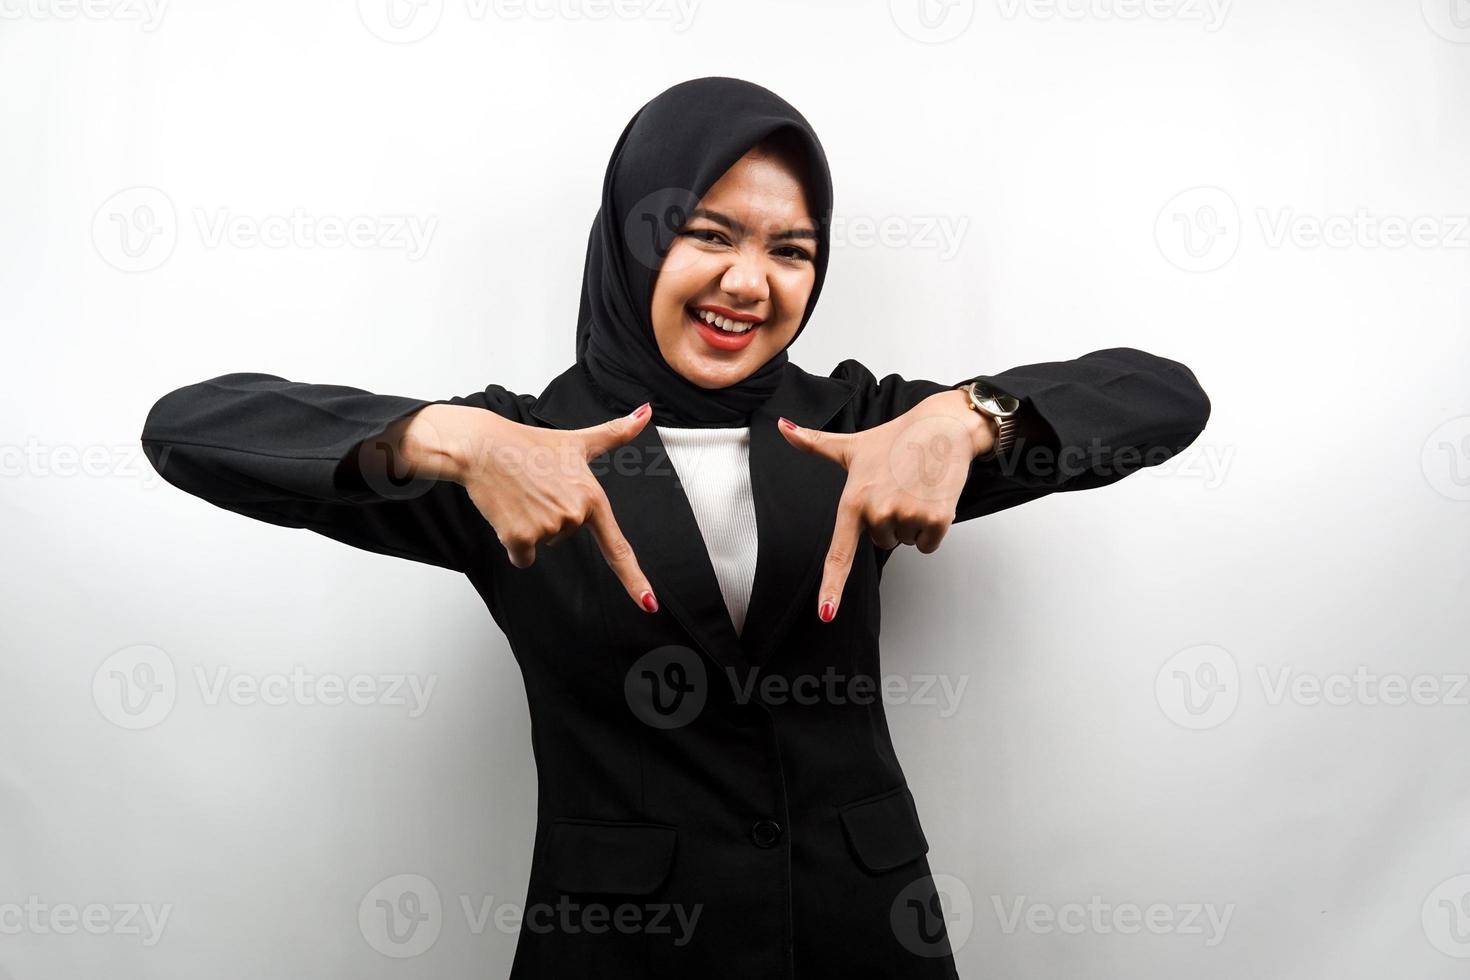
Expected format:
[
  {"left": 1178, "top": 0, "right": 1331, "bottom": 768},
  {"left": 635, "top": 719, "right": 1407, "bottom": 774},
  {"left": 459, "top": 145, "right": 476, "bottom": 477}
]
[{"left": 693, "top": 308, "right": 755, "bottom": 334}]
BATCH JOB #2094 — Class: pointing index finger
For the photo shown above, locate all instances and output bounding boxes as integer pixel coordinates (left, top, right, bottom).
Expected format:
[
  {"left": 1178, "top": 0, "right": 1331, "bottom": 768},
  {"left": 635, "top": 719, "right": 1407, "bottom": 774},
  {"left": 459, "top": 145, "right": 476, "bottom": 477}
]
[
  {"left": 585, "top": 489, "right": 659, "bottom": 614},
  {"left": 817, "top": 492, "right": 863, "bottom": 622}
]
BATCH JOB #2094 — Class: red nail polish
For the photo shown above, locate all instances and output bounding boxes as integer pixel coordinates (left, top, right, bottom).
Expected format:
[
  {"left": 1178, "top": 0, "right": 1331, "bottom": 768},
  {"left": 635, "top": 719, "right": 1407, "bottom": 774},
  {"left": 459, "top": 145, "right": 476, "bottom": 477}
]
[
  {"left": 640, "top": 590, "right": 659, "bottom": 613},
  {"left": 631, "top": 402, "right": 651, "bottom": 420},
  {"left": 818, "top": 600, "right": 835, "bottom": 622},
  {"left": 779, "top": 417, "right": 797, "bottom": 431}
]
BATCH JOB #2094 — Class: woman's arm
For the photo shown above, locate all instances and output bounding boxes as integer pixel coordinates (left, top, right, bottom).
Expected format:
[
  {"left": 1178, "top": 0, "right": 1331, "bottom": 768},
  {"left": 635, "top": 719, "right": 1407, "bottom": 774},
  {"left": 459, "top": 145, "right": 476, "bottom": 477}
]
[
  {"left": 953, "top": 347, "right": 1211, "bottom": 520},
  {"left": 832, "top": 347, "right": 1212, "bottom": 522},
  {"left": 139, "top": 373, "right": 532, "bottom": 573},
  {"left": 783, "top": 348, "right": 1209, "bottom": 619}
]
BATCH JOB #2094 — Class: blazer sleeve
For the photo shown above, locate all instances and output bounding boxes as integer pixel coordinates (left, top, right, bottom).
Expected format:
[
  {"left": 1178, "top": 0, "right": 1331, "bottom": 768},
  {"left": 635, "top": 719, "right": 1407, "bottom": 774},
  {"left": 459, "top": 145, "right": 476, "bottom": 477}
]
[
  {"left": 832, "top": 347, "right": 1211, "bottom": 523},
  {"left": 139, "top": 372, "right": 534, "bottom": 573}
]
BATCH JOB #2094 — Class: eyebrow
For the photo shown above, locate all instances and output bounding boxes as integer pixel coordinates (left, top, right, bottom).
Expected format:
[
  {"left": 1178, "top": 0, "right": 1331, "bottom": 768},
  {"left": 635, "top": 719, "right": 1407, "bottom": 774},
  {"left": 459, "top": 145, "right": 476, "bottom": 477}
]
[{"left": 687, "top": 207, "right": 819, "bottom": 243}]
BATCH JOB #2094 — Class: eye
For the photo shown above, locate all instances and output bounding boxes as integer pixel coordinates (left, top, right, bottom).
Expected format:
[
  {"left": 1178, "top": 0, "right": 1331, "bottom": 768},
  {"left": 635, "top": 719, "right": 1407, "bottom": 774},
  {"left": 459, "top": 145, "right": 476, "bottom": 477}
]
[
  {"left": 773, "top": 245, "right": 813, "bottom": 262},
  {"left": 681, "top": 228, "right": 730, "bottom": 246}
]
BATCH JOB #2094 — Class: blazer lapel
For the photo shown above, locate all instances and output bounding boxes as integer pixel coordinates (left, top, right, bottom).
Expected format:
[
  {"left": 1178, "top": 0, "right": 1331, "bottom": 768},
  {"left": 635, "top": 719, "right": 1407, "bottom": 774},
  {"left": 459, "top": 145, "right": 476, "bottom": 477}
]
[
  {"left": 530, "top": 362, "right": 859, "bottom": 680},
  {"left": 738, "top": 367, "right": 857, "bottom": 667},
  {"left": 531, "top": 364, "right": 746, "bottom": 676}
]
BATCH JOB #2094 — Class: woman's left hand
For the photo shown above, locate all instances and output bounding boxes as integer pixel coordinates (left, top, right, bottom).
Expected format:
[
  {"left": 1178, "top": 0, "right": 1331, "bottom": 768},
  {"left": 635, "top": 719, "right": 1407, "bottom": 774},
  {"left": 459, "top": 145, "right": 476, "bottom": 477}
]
[{"left": 778, "top": 389, "right": 997, "bottom": 622}]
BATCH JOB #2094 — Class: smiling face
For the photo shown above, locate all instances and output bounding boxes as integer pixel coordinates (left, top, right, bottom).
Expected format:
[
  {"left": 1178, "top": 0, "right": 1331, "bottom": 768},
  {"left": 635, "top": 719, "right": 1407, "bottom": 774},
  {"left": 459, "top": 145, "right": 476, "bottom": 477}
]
[{"left": 649, "top": 142, "right": 820, "bottom": 390}]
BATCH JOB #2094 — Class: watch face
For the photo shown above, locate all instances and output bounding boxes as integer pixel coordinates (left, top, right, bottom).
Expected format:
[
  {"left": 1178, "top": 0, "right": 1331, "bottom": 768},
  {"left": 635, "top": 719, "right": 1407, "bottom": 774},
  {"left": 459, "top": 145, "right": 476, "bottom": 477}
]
[{"left": 971, "top": 382, "right": 1020, "bottom": 417}]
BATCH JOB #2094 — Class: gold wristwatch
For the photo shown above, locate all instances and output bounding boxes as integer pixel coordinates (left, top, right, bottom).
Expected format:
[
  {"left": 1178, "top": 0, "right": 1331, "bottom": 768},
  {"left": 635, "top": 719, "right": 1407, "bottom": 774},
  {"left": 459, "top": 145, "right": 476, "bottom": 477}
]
[{"left": 955, "top": 379, "right": 1021, "bottom": 461}]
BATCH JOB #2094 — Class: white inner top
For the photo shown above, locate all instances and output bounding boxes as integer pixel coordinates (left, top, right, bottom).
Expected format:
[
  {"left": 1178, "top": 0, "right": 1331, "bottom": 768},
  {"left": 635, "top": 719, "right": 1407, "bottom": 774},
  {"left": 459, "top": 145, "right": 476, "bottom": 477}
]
[{"left": 654, "top": 425, "right": 758, "bottom": 636}]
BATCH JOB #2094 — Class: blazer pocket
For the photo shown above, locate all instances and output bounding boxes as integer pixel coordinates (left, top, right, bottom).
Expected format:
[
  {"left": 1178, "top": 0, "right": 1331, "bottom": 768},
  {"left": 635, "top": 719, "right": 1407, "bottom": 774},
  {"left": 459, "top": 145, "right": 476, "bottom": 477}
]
[
  {"left": 837, "top": 785, "right": 930, "bottom": 874},
  {"left": 545, "top": 818, "right": 678, "bottom": 895}
]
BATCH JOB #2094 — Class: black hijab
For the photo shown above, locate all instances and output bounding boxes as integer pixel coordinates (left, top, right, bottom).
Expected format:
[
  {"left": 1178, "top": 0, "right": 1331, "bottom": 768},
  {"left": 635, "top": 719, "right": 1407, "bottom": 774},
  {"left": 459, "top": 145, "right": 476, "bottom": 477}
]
[{"left": 574, "top": 76, "right": 834, "bottom": 428}]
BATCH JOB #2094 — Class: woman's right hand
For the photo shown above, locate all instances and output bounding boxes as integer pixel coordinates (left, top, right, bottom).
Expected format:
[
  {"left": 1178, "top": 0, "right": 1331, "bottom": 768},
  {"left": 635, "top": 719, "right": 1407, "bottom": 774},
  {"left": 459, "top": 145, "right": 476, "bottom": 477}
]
[{"left": 382, "top": 401, "right": 659, "bottom": 613}]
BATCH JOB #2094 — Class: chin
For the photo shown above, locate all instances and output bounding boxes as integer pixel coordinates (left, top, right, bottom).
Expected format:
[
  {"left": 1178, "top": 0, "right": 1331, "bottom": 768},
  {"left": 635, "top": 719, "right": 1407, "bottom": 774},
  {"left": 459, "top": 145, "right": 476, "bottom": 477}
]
[{"left": 676, "top": 354, "right": 758, "bottom": 390}]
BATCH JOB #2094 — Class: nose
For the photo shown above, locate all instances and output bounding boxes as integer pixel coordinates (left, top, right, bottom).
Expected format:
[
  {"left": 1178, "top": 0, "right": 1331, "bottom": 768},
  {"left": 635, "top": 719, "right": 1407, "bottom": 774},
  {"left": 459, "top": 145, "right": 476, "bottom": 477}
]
[{"left": 719, "top": 250, "right": 770, "bottom": 306}]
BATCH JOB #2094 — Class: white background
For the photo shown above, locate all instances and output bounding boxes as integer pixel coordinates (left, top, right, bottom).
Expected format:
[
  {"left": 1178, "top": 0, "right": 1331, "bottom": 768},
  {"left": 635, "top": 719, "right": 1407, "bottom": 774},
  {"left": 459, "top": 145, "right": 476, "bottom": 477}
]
[{"left": 3, "top": 0, "right": 1469, "bottom": 977}]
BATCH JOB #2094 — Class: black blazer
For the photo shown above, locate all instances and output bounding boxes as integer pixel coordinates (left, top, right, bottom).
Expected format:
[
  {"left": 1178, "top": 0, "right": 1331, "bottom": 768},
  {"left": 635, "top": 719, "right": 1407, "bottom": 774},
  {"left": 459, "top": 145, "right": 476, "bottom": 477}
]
[{"left": 140, "top": 348, "right": 1209, "bottom": 979}]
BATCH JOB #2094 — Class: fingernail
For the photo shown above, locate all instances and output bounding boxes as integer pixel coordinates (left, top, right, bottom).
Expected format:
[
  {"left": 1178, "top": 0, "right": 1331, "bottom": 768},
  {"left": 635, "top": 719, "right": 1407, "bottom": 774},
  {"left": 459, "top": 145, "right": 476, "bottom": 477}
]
[
  {"left": 818, "top": 600, "right": 835, "bottom": 623},
  {"left": 779, "top": 416, "right": 798, "bottom": 432},
  {"left": 640, "top": 590, "right": 659, "bottom": 613},
  {"left": 630, "top": 402, "right": 651, "bottom": 420}
]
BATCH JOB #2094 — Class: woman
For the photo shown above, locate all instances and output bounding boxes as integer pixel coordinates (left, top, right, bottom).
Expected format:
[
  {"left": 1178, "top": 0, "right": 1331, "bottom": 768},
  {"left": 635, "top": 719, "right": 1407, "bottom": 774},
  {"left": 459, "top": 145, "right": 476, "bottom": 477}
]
[{"left": 141, "top": 77, "right": 1210, "bottom": 979}]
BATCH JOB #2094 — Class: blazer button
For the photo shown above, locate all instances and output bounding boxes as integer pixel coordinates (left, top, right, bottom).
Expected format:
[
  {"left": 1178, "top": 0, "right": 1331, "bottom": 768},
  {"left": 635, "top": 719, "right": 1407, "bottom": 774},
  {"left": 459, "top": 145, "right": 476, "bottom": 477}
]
[{"left": 750, "top": 819, "right": 782, "bottom": 848}]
